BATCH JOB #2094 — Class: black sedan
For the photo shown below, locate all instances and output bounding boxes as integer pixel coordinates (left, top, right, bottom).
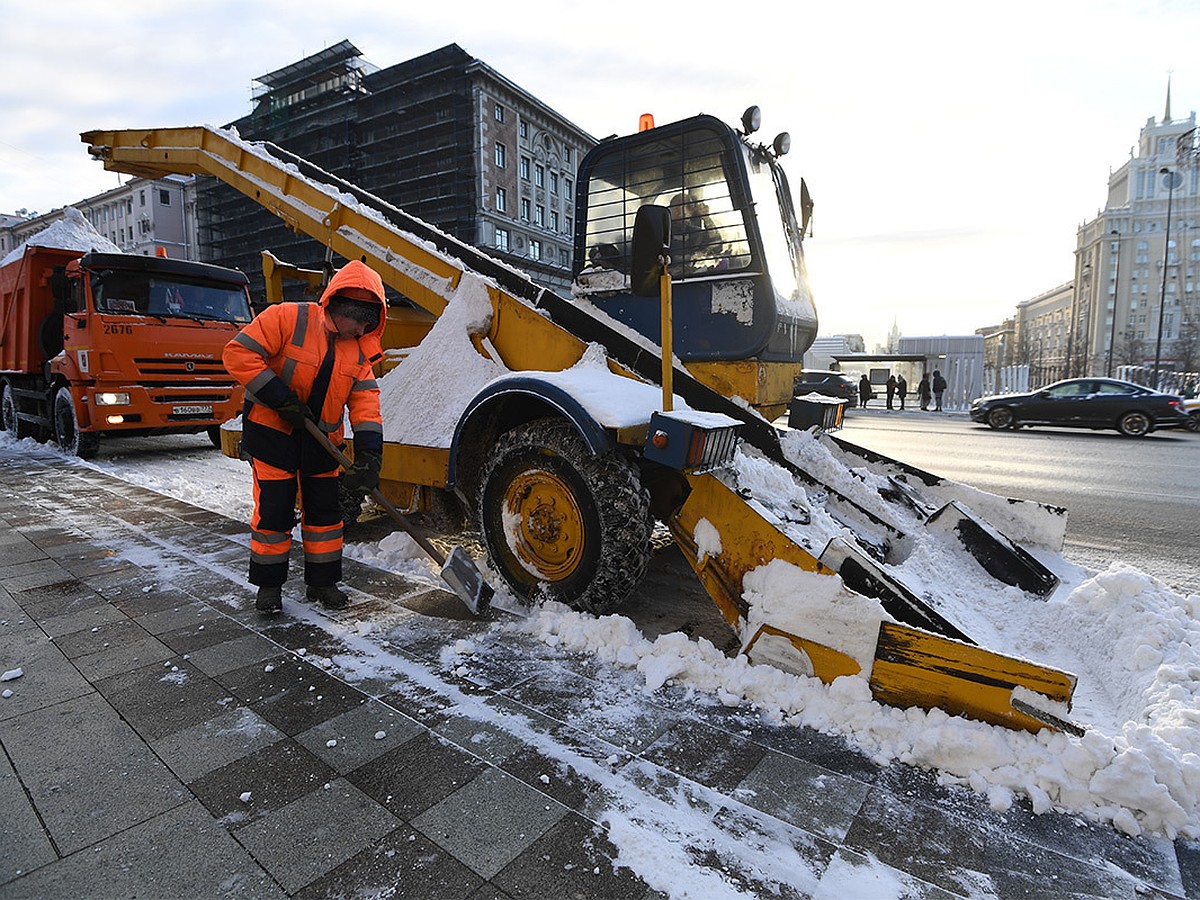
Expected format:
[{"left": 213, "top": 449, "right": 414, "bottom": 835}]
[
  {"left": 969, "top": 378, "right": 1188, "bottom": 437},
  {"left": 793, "top": 370, "right": 858, "bottom": 407}
]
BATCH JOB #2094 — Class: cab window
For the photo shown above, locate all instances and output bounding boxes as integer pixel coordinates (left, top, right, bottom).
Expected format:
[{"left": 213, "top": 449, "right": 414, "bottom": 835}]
[{"left": 582, "top": 126, "right": 750, "bottom": 281}]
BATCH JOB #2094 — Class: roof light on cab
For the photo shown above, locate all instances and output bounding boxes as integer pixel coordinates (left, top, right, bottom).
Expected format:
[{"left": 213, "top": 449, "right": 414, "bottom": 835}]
[{"left": 741, "top": 105, "right": 761, "bottom": 135}]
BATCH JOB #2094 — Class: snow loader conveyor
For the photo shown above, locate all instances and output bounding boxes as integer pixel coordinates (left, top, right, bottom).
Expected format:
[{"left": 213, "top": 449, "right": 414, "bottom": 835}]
[{"left": 81, "top": 123, "right": 1077, "bottom": 734}]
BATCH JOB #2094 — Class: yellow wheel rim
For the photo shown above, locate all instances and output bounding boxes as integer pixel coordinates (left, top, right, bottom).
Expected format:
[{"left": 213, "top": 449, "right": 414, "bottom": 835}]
[{"left": 503, "top": 468, "right": 586, "bottom": 581}]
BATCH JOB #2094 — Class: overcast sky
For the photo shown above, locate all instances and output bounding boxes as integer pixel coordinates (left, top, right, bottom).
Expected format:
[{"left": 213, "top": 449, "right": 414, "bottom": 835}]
[{"left": 3, "top": 0, "right": 1199, "bottom": 349}]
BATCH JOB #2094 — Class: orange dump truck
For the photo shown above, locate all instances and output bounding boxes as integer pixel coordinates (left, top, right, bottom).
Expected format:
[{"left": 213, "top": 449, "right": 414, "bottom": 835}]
[{"left": 0, "top": 245, "right": 253, "bottom": 458}]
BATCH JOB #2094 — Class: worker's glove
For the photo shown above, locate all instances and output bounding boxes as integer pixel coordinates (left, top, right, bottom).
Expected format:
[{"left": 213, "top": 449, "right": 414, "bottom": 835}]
[
  {"left": 342, "top": 449, "right": 382, "bottom": 495},
  {"left": 273, "top": 391, "right": 313, "bottom": 431}
]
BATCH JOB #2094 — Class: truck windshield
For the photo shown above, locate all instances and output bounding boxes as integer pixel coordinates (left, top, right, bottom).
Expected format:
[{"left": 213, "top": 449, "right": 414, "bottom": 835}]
[
  {"left": 581, "top": 124, "right": 752, "bottom": 281},
  {"left": 91, "top": 271, "right": 252, "bottom": 323}
]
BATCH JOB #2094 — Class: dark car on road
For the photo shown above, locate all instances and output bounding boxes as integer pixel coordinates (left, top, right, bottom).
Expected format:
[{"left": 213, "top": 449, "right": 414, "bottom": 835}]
[
  {"left": 793, "top": 370, "right": 858, "bottom": 408},
  {"left": 969, "top": 377, "right": 1188, "bottom": 437},
  {"left": 1185, "top": 397, "right": 1200, "bottom": 432}
]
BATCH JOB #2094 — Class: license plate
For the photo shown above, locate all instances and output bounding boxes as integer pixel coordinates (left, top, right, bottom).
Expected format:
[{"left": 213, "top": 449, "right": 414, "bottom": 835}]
[{"left": 173, "top": 404, "right": 213, "bottom": 416}]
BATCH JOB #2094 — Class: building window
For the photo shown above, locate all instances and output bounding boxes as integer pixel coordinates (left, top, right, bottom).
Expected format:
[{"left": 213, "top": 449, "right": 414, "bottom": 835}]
[
  {"left": 159, "top": 190, "right": 170, "bottom": 206},
  {"left": 495, "top": 142, "right": 507, "bottom": 167},
  {"left": 520, "top": 156, "right": 530, "bottom": 181},
  {"left": 139, "top": 190, "right": 145, "bottom": 207},
  {"left": 565, "top": 177, "right": 573, "bottom": 199},
  {"left": 529, "top": 239, "right": 542, "bottom": 261},
  {"left": 520, "top": 198, "right": 530, "bottom": 221},
  {"left": 535, "top": 164, "right": 545, "bottom": 188},
  {"left": 495, "top": 187, "right": 508, "bottom": 213},
  {"left": 495, "top": 228, "right": 510, "bottom": 252},
  {"left": 550, "top": 172, "right": 558, "bottom": 194},
  {"left": 564, "top": 147, "right": 572, "bottom": 165},
  {"left": 519, "top": 121, "right": 528, "bottom": 139},
  {"left": 495, "top": 103, "right": 505, "bottom": 122},
  {"left": 550, "top": 210, "right": 559, "bottom": 231},
  {"left": 535, "top": 205, "right": 545, "bottom": 227}
]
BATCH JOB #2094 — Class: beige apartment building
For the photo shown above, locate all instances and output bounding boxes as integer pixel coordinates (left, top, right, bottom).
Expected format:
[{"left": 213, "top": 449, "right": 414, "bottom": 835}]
[
  {"left": 2, "top": 175, "right": 198, "bottom": 261},
  {"left": 1014, "top": 282, "right": 1074, "bottom": 386}
]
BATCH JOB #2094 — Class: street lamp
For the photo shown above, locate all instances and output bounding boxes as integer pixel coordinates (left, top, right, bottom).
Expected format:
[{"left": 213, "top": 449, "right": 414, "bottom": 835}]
[
  {"left": 1106, "top": 229, "right": 1120, "bottom": 377},
  {"left": 1153, "top": 166, "right": 1181, "bottom": 388}
]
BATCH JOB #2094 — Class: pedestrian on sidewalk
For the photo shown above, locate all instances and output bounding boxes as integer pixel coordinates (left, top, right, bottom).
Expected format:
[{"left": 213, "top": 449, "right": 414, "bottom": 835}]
[
  {"left": 885, "top": 374, "right": 897, "bottom": 410},
  {"left": 223, "top": 260, "right": 388, "bottom": 615},
  {"left": 858, "top": 374, "right": 873, "bottom": 408},
  {"left": 897, "top": 373, "right": 908, "bottom": 410},
  {"left": 917, "top": 373, "right": 931, "bottom": 410},
  {"left": 932, "top": 369, "right": 947, "bottom": 412}
]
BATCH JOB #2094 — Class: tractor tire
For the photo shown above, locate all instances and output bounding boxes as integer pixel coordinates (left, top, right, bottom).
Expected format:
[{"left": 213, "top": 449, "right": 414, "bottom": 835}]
[
  {"left": 986, "top": 407, "right": 1015, "bottom": 430},
  {"left": 479, "top": 417, "right": 653, "bottom": 614},
  {"left": 54, "top": 387, "right": 100, "bottom": 459},
  {"left": 1116, "top": 410, "right": 1151, "bottom": 437},
  {"left": 2, "top": 382, "right": 34, "bottom": 440}
]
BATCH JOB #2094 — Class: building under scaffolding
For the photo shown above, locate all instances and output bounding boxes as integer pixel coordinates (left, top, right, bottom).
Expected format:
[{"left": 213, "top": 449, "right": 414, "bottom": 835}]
[{"left": 195, "top": 41, "right": 595, "bottom": 302}]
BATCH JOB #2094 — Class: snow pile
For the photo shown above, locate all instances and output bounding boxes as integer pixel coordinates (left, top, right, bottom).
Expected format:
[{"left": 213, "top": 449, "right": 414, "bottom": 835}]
[
  {"left": 1, "top": 207, "right": 121, "bottom": 266},
  {"left": 505, "top": 559, "right": 1200, "bottom": 839},
  {"left": 378, "top": 272, "right": 505, "bottom": 448},
  {"left": 741, "top": 559, "right": 887, "bottom": 673},
  {"left": 376, "top": 279, "right": 738, "bottom": 450}
]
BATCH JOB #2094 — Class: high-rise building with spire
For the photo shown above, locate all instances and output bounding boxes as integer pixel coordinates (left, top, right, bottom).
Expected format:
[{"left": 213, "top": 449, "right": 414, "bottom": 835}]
[{"left": 1071, "top": 81, "right": 1200, "bottom": 381}]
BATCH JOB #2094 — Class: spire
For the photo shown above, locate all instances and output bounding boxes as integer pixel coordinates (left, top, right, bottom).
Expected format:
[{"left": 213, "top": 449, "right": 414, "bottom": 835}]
[{"left": 1164, "top": 72, "right": 1172, "bottom": 123}]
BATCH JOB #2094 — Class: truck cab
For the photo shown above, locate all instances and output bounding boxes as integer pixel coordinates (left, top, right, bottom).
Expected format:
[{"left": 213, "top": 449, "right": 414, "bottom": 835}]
[
  {"left": 1, "top": 246, "right": 252, "bottom": 457},
  {"left": 571, "top": 109, "right": 817, "bottom": 417}
]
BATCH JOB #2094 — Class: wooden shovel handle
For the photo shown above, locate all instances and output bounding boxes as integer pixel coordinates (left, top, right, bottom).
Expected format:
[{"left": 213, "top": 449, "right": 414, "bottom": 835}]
[{"left": 301, "top": 419, "right": 446, "bottom": 566}]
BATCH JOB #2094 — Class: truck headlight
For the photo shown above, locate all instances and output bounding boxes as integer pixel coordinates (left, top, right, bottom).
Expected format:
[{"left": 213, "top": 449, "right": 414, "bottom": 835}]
[{"left": 95, "top": 392, "right": 131, "bottom": 406}]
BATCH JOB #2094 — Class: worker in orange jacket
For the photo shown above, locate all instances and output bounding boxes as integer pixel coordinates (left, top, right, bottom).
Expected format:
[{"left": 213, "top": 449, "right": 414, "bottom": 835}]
[{"left": 223, "top": 260, "right": 387, "bottom": 614}]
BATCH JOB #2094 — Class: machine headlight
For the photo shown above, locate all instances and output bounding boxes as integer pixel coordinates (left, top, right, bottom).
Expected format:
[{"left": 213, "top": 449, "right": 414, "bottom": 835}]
[{"left": 95, "top": 392, "right": 131, "bottom": 406}]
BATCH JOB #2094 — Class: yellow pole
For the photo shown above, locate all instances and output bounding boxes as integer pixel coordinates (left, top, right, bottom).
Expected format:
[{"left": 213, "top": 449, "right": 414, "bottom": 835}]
[{"left": 660, "top": 260, "right": 673, "bottom": 412}]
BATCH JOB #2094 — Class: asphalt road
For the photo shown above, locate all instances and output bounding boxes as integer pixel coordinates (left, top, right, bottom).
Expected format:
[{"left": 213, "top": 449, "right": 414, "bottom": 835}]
[{"left": 835, "top": 408, "right": 1200, "bottom": 596}]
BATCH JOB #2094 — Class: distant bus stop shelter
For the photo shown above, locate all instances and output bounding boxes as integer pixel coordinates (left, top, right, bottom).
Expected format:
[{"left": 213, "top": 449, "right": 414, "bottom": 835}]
[
  {"left": 830, "top": 354, "right": 932, "bottom": 382},
  {"left": 831, "top": 349, "right": 980, "bottom": 411}
]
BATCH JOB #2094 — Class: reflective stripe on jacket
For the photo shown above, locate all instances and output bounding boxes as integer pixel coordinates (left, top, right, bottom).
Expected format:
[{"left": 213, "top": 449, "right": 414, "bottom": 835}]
[{"left": 223, "top": 261, "right": 387, "bottom": 462}]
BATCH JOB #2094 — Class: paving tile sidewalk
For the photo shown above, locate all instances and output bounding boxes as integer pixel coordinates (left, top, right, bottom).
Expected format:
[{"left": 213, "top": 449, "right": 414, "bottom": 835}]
[
  {"left": 0, "top": 448, "right": 647, "bottom": 899},
  {"left": 0, "top": 443, "right": 1197, "bottom": 899}
]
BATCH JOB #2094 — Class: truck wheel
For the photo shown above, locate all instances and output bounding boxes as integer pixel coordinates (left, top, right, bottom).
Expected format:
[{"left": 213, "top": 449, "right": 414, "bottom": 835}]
[
  {"left": 479, "top": 418, "right": 653, "bottom": 614},
  {"left": 54, "top": 387, "right": 100, "bottom": 459},
  {"left": 986, "top": 407, "right": 1015, "bottom": 430},
  {"left": 2, "top": 382, "right": 33, "bottom": 440},
  {"left": 1116, "top": 410, "right": 1151, "bottom": 437}
]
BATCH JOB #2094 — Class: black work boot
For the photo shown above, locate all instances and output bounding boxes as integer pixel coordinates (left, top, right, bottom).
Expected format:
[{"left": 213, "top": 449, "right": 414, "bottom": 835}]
[
  {"left": 256, "top": 585, "right": 283, "bottom": 614},
  {"left": 306, "top": 584, "right": 349, "bottom": 610}
]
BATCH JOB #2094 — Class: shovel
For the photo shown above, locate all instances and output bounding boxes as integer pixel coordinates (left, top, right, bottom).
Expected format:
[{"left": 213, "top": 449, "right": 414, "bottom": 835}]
[{"left": 303, "top": 419, "right": 494, "bottom": 615}]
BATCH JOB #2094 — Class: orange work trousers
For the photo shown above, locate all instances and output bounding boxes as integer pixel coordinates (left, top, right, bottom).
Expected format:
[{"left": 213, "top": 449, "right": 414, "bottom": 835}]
[{"left": 249, "top": 458, "right": 343, "bottom": 588}]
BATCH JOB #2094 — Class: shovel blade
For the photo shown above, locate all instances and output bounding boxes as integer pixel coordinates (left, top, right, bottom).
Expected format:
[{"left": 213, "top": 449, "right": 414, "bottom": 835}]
[{"left": 440, "top": 546, "right": 494, "bottom": 616}]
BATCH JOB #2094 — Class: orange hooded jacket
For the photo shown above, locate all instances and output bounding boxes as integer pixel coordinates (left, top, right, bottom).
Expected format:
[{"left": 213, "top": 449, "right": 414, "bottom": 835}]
[{"left": 223, "top": 261, "right": 387, "bottom": 470}]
